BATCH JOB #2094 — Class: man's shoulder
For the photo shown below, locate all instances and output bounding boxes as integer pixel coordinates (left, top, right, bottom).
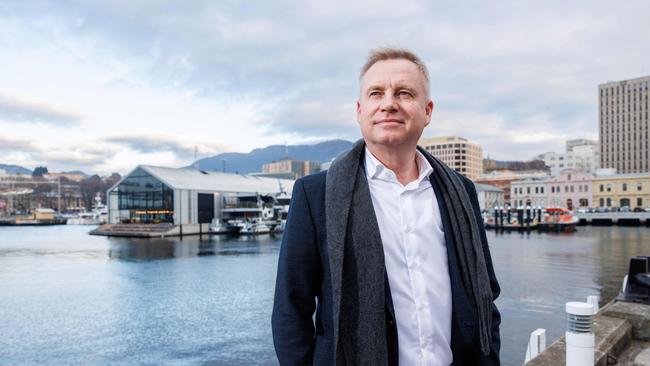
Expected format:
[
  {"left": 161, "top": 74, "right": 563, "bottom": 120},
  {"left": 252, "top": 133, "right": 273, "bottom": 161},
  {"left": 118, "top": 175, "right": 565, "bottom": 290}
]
[{"left": 294, "top": 170, "right": 327, "bottom": 194}]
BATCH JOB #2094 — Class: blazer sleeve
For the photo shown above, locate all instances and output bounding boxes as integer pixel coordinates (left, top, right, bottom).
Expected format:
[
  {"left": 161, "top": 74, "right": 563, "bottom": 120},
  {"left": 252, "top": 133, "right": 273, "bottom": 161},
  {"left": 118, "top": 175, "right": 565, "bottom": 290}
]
[
  {"left": 271, "top": 178, "right": 322, "bottom": 365},
  {"left": 465, "top": 179, "right": 502, "bottom": 365}
]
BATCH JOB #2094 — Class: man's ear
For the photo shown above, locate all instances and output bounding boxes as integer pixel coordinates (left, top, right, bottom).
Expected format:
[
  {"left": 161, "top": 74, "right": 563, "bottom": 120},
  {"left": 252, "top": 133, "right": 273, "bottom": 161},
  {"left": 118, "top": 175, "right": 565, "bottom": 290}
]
[
  {"left": 356, "top": 100, "right": 361, "bottom": 124},
  {"left": 424, "top": 100, "right": 434, "bottom": 126}
]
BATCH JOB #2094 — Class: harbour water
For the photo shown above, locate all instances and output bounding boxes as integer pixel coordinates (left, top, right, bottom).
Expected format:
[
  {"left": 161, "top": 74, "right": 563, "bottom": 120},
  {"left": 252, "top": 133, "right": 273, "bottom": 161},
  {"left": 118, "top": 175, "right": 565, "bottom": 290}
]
[{"left": 1, "top": 225, "right": 649, "bottom": 365}]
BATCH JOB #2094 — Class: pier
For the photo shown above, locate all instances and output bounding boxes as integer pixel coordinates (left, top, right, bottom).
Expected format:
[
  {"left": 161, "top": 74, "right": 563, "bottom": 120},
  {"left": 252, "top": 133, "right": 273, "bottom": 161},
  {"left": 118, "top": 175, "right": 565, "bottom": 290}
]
[
  {"left": 90, "top": 223, "right": 212, "bottom": 238},
  {"left": 526, "top": 299, "right": 650, "bottom": 365},
  {"left": 575, "top": 212, "right": 650, "bottom": 226}
]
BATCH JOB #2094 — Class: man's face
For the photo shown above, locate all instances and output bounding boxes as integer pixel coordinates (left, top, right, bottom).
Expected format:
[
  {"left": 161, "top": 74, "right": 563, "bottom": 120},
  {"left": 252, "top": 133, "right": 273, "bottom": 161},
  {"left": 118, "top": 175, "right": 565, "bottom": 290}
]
[{"left": 357, "top": 59, "right": 433, "bottom": 149}]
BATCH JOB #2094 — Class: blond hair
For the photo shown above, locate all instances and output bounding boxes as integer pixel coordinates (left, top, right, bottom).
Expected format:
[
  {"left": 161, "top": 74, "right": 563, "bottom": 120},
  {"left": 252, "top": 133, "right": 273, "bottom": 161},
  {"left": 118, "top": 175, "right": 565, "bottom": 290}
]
[{"left": 359, "top": 47, "right": 430, "bottom": 97}]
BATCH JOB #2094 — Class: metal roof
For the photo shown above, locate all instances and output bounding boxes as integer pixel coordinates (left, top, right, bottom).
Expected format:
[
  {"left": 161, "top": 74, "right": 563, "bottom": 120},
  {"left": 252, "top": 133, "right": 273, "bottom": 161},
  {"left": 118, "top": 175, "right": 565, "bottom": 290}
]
[{"left": 111, "top": 165, "right": 295, "bottom": 195}]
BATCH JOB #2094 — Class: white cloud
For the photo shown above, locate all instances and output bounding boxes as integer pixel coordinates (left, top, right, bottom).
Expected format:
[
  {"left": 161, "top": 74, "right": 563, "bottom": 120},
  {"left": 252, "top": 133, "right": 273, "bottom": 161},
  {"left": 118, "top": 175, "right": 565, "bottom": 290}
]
[{"left": 0, "top": 0, "right": 648, "bottom": 173}]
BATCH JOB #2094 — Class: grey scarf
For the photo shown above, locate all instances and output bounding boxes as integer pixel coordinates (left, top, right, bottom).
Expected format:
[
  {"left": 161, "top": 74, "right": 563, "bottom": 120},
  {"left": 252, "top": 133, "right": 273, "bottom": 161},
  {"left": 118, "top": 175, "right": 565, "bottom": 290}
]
[{"left": 325, "top": 140, "right": 493, "bottom": 364}]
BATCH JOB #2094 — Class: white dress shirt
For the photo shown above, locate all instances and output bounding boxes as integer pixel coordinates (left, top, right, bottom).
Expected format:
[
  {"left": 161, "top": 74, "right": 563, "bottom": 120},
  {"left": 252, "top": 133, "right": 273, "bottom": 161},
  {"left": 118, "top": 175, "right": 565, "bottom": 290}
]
[{"left": 364, "top": 148, "right": 453, "bottom": 366}]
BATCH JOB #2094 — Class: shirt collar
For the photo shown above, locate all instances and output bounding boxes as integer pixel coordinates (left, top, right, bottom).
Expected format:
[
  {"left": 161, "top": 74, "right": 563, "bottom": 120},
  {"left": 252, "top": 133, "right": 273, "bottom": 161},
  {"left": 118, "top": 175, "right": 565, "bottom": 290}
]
[{"left": 364, "top": 147, "right": 433, "bottom": 185}]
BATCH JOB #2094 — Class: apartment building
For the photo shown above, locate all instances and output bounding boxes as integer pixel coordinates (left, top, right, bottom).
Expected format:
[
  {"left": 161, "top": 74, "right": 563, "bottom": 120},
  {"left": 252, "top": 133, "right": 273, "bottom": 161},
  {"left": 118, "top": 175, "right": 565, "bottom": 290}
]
[
  {"left": 599, "top": 76, "right": 650, "bottom": 173},
  {"left": 262, "top": 159, "right": 320, "bottom": 179},
  {"left": 418, "top": 136, "right": 483, "bottom": 180}
]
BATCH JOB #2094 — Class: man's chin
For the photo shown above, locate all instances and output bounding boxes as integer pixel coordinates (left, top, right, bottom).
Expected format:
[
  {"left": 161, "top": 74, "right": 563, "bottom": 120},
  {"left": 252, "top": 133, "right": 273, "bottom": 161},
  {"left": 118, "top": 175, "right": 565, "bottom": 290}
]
[{"left": 366, "top": 136, "right": 412, "bottom": 147}]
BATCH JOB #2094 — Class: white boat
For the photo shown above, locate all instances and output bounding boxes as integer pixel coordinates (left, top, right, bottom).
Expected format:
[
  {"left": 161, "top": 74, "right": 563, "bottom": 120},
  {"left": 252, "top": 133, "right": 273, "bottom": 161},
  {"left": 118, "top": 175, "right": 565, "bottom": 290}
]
[
  {"left": 66, "top": 193, "right": 108, "bottom": 225},
  {"left": 238, "top": 218, "right": 271, "bottom": 235},
  {"left": 209, "top": 218, "right": 238, "bottom": 234},
  {"left": 272, "top": 192, "right": 291, "bottom": 233}
]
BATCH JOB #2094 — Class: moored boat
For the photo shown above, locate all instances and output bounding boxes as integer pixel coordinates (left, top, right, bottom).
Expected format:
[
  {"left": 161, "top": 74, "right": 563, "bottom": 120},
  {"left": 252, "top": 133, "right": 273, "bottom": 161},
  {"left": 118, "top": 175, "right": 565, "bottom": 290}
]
[{"left": 538, "top": 207, "right": 579, "bottom": 233}]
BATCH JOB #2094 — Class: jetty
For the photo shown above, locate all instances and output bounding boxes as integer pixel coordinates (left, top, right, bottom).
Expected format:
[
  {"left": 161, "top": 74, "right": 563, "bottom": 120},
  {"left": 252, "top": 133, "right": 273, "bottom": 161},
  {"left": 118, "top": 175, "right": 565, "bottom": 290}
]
[{"left": 526, "top": 256, "right": 650, "bottom": 365}]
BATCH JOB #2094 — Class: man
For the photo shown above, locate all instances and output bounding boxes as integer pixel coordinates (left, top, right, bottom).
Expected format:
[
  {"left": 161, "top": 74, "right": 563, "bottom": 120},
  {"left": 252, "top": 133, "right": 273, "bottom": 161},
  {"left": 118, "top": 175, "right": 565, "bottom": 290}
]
[{"left": 272, "top": 48, "right": 501, "bottom": 365}]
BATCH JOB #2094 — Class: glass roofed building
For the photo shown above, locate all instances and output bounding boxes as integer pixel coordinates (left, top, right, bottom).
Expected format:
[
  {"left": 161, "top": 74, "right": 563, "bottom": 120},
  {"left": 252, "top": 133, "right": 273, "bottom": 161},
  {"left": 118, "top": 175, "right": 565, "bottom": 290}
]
[{"left": 107, "top": 165, "right": 295, "bottom": 226}]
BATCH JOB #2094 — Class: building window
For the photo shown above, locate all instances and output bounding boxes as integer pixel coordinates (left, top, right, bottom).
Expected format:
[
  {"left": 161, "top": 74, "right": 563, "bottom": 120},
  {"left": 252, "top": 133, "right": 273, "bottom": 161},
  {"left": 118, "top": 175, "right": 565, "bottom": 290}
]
[
  {"left": 565, "top": 186, "right": 569, "bottom": 193},
  {"left": 541, "top": 187, "right": 544, "bottom": 194},
  {"left": 623, "top": 183, "right": 628, "bottom": 191},
  {"left": 600, "top": 198, "right": 604, "bottom": 207},
  {"left": 638, "top": 183, "right": 643, "bottom": 191},
  {"left": 570, "top": 185, "right": 574, "bottom": 193},
  {"left": 535, "top": 187, "right": 539, "bottom": 194},
  {"left": 606, "top": 184, "right": 612, "bottom": 192},
  {"left": 638, "top": 198, "right": 643, "bottom": 207},
  {"left": 551, "top": 186, "right": 555, "bottom": 193},
  {"left": 527, "top": 187, "right": 530, "bottom": 194},
  {"left": 607, "top": 198, "right": 611, "bottom": 207}
]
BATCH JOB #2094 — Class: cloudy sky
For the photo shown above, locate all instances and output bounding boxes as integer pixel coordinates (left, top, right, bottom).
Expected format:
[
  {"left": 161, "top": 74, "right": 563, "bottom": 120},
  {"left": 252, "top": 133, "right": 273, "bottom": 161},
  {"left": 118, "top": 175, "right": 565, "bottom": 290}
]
[{"left": 1, "top": 1, "right": 649, "bottom": 175}]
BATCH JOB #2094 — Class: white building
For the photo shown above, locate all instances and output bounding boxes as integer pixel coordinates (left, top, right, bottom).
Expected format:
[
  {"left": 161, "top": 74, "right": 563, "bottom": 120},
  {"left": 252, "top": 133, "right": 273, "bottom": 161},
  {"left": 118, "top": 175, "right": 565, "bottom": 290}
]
[
  {"left": 535, "top": 139, "right": 600, "bottom": 175},
  {"left": 510, "top": 177, "right": 550, "bottom": 208},
  {"left": 107, "top": 165, "right": 295, "bottom": 226},
  {"left": 474, "top": 183, "right": 504, "bottom": 211}
]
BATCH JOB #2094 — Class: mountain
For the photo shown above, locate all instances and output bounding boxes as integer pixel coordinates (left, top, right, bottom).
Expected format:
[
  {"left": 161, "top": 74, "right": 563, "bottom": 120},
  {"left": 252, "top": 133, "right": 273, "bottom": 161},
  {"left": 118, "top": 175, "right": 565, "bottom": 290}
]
[
  {"left": 193, "top": 139, "right": 354, "bottom": 174},
  {"left": 63, "top": 170, "right": 90, "bottom": 177},
  {"left": 0, "top": 164, "right": 32, "bottom": 175}
]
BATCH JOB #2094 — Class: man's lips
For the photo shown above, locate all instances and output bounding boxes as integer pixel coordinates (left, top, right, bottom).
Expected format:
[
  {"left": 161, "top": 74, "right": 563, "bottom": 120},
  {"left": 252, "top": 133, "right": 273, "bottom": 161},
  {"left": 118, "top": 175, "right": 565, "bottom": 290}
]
[{"left": 374, "top": 118, "right": 404, "bottom": 125}]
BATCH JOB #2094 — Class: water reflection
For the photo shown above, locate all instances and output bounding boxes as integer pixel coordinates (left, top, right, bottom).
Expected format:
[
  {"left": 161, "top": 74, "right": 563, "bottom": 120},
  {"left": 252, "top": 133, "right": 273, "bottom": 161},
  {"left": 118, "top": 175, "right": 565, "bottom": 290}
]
[
  {"left": 106, "top": 233, "right": 284, "bottom": 261},
  {"left": 1, "top": 225, "right": 649, "bottom": 366}
]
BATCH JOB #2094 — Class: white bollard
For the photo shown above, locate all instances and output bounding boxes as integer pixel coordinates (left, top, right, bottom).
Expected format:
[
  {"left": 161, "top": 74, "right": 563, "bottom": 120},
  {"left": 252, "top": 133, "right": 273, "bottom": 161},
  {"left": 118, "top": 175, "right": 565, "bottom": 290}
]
[
  {"left": 566, "top": 302, "right": 595, "bottom": 366},
  {"left": 587, "top": 295, "right": 600, "bottom": 314},
  {"left": 524, "top": 328, "right": 546, "bottom": 363}
]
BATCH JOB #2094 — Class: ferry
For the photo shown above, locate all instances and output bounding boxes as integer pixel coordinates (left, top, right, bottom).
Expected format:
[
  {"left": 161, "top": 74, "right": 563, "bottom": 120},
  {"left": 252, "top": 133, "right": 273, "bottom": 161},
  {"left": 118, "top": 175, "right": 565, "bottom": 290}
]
[{"left": 538, "top": 207, "right": 579, "bottom": 233}]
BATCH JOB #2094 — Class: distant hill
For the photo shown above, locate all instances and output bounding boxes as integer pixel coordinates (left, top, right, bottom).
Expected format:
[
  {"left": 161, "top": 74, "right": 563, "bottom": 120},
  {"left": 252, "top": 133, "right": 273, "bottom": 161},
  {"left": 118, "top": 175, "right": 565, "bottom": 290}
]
[
  {"left": 0, "top": 163, "right": 32, "bottom": 175},
  {"left": 192, "top": 139, "right": 354, "bottom": 174},
  {"left": 62, "top": 170, "right": 90, "bottom": 177}
]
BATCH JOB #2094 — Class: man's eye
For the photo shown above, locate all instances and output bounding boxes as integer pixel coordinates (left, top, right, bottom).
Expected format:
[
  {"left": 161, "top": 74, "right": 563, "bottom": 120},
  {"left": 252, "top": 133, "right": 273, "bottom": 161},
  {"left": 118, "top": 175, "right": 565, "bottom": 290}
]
[
  {"left": 369, "top": 91, "right": 382, "bottom": 97},
  {"left": 398, "top": 90, "right": 413, "bottom": 97}
]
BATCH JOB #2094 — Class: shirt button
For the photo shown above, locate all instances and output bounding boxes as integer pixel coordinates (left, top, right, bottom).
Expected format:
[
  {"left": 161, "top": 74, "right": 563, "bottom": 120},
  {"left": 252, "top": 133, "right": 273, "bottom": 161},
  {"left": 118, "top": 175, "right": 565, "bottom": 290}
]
[
  {"left": 409, "top": 262, "right": 417, "bottom": 269},
  {"left": 405, "top": 225, "right": 412, "bottom": 232}
]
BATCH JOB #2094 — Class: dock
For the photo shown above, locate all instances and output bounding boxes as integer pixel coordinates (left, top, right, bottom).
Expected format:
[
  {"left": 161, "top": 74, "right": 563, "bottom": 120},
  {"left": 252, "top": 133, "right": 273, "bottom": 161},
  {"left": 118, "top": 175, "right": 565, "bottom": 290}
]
[
  {"left": 90, "top": 223, "right": 212, "bottom": 238},
  {"left": 527, "top": 299, "right": 650, "bottom": 365},
  {"left": 575, "top": 212, "right": 650, "bottom": 226}
]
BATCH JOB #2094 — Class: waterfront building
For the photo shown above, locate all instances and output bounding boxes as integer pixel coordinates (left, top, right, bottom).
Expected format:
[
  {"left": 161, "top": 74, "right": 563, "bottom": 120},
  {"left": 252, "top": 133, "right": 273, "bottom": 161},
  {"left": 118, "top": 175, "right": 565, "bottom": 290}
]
[
  {"left": 418, "top": 136, "right": 483, "bottom": 180},
  {"left": 599, "top": 75, "right": 650, "bottom": 174},
  {"left": 474, "top": 183, "right": 504, "bottom": 211},
  {"left": 476, "top": 170, "right": 550, "bottom": 204},
  {"left": 262, "top": 159, "right": 320, "bottom": 179},
  {"left": 545, "top": 169, "right": 593, "bottom": 210},
  {"left": 509, "top": 177, "right": 550, "bottom": 208},
  {"left": 592, "top": 172, "right": 650, "bottom": 209},
  {"left": 535, "top": 139, "right": 600, "bottom": 175},
  {"left": 107, "top": 165, "right": 294, "bottom": 225}
]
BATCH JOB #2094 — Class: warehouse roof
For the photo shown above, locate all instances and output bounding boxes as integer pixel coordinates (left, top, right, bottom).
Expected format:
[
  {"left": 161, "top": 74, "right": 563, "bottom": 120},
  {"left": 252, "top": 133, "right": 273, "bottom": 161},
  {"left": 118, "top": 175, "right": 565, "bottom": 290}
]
[{"left": 110, "top": 165, "right": 295, "bottom": 195}]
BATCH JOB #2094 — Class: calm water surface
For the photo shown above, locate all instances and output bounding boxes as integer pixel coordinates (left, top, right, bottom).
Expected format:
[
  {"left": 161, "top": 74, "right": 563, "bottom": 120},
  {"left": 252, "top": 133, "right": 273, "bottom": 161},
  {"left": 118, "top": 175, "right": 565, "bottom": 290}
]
[{"left": 1, "top": 225, "right": 649, "bottom": 365}]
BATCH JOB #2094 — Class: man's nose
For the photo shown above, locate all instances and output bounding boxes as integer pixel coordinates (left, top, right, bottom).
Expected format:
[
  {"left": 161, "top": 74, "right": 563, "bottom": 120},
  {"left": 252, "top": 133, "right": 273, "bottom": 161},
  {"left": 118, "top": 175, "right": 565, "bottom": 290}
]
[{"left": 380, "top": 93, "right": 398, "bottom": 112}]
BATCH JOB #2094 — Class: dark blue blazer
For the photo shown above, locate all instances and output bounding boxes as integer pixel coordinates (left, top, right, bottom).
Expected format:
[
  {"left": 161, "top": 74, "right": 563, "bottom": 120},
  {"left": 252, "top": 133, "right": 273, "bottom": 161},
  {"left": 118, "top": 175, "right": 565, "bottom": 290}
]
[{"left": 272, "top": 169, "right": 501, "bottom": 365}]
